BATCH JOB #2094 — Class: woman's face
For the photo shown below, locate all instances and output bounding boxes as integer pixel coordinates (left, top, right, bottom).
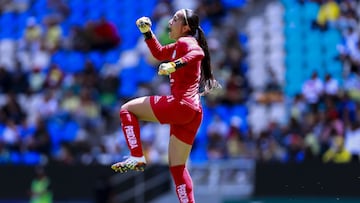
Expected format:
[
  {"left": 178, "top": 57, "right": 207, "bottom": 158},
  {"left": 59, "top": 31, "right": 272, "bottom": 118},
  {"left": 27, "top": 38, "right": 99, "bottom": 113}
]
[{"left": 168, "top": 10, "right": 190, "bottom": 40}]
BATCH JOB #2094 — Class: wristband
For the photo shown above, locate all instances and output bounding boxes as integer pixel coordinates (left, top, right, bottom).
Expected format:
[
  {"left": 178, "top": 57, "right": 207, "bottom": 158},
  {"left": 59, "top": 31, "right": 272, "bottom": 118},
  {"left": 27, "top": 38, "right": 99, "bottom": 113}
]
[
  {"left": 143, "top": 31, "right": 153, "bottom": 40},
  {"left": 174, "top": 59, "right": 186, "bottom": 69}
]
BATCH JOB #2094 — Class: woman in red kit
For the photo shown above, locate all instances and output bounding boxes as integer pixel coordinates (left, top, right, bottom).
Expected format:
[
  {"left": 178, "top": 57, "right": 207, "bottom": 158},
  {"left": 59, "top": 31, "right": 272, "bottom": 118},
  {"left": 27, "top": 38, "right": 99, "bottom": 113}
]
[{"left": 111, "top": 8, "right": 219, "bottom": 203}]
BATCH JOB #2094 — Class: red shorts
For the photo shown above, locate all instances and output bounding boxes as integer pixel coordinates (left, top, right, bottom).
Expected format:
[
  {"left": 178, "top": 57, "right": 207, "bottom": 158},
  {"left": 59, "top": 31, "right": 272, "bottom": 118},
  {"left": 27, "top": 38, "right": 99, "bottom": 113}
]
[{"left": 150, "top": 95, "right": 203, "bottom": 145}]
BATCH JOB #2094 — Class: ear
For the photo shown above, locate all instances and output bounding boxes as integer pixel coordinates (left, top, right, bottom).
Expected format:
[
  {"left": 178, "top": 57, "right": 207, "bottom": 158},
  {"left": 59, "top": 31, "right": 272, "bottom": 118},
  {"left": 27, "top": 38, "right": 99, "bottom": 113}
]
[{"left": 182, "top": 25, "right": 190, "bottom": 34}]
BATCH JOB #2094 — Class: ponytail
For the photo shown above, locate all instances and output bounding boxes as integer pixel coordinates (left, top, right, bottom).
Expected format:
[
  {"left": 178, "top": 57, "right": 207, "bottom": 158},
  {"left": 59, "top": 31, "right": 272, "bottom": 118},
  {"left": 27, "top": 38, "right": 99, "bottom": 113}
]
[
  {"left": 184, "top": 9, "right": 221, "bottom": 95},
  {"left": 196, "top": 27, "right": 221, "bottom": 95}
]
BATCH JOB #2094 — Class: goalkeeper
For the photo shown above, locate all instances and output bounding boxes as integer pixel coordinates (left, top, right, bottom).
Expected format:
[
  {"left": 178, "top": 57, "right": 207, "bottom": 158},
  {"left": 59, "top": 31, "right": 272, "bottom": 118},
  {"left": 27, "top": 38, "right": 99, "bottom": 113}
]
[{"left": 111, "top": 8, "right": 220, "bottom": 203}]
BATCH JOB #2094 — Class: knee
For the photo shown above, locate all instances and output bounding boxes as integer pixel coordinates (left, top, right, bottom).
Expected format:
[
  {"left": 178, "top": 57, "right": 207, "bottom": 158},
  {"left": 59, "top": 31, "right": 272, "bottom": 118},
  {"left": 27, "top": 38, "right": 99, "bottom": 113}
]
[
  {"left": 119, "top": 108, "right": 133, "bottom": 119},
  {"left": 120, "top": 103, "right": 129, "bottom": 111}
]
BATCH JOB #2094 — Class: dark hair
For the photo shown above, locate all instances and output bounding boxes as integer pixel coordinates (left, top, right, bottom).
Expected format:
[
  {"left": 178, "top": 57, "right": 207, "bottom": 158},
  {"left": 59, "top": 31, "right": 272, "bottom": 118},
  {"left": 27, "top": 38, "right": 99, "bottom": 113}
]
[{"left": 182, "top": 9, "right": 220, "bottom": 94}]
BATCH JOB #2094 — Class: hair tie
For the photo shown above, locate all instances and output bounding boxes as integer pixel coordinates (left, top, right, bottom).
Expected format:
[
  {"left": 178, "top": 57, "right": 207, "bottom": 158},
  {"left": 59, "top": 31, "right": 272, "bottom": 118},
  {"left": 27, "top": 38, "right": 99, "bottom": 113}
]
[{"left": 182, "top": 9, "right": 189, "bottom": 25}]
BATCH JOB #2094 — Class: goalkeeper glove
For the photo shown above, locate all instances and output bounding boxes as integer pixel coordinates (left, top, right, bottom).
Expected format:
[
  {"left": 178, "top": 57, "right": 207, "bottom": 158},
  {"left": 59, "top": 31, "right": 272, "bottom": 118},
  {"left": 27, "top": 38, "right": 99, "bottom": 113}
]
[
  {"left": 136, "top": 17, "right": 152, "bottom": 33},
  {"left": 158, "top": 62, "right": 176, "bottom": 75}
]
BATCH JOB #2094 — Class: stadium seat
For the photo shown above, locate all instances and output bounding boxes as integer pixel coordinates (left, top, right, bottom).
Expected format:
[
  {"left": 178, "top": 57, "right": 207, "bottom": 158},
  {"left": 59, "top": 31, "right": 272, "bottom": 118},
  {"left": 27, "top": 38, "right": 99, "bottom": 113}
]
[
  {"left": 231, "top": 105, "right": 248, "bottom": 132},
  {"left": 303, "top": 31, "right": 322, "bottom": 48},
  {"left": 87, "top": 51, "right": 105, "bottom": 70},
  {"left": 118, "top": 67, "right": 139, "bottom": 98},
  {"left": 0, "top": 12, "right": 17, "bottom": 39},
  {"left": 47, "top": 120, "right": 62, "bottom": 155},
  {"left": 62, "top": 121, "right": 79, "bottom": 142},
  {"left": 10, "top": 152, "right": 22, "bottom": 164},
  {"left": 221, "top": 0, "right": 247, "bottom": 9},
  {"left": 22, "top": 152, "right": 41, "bottom": 165},
  {"left": 104, "top": 50, "right": 120, "bottom": 64},
  {"left": 135, "top": 58, "right": 156, "bottom": 83},
  {"left": 65, "top": 51, "right": 86, "bottom": 73},
  {"left": 302, "top": 2, "right": 320, "bottom": 22}
]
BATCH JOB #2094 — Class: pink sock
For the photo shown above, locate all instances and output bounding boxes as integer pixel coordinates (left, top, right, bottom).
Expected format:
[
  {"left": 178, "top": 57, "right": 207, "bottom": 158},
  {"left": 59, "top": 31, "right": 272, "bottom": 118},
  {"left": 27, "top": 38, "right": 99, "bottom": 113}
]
[
  {"left": 119, "top": 109, "right": 143, "bottom": 157},
  {"left": 170, "top": 165, "right": 195, "bottom": 203}
]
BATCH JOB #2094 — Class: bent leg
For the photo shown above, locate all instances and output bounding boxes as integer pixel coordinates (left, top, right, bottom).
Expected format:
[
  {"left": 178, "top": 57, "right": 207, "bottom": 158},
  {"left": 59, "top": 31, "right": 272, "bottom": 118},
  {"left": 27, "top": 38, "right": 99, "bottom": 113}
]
[
  {"left": 120, "top": 96, "right": 159, "bottom": 157},
  {"left": 112, "top": 96, "right": 158, "bottom": 172},
  {"left": 122, "top": 96, "right": 158, "bottom": 122},
  {"left": 169, "top": 135, "right": 195, "bottom": 203}
]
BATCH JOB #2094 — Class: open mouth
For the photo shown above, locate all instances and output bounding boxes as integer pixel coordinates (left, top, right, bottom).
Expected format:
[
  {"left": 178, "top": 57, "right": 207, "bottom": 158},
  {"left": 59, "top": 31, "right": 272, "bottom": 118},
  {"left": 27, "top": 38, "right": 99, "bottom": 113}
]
[{"left": 167, "top": 27, "right": 171, "bottom": 32}]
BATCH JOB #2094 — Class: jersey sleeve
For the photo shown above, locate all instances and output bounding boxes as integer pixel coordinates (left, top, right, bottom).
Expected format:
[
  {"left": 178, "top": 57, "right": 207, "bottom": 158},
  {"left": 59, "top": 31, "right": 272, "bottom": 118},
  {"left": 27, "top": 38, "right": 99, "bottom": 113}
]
[{"left": 145, "top": 36, "right": 176, "bottom": 61}]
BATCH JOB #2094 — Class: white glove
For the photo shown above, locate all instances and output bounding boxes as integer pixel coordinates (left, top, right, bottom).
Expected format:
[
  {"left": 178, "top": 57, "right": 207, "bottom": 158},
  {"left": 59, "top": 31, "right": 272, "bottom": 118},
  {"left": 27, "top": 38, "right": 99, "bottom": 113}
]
[
  {"left": 158, "top": 62, "right": 176, "bottom": 75},
  {"left": 136, "top": 17, "right": 152, "bottom": 33}
]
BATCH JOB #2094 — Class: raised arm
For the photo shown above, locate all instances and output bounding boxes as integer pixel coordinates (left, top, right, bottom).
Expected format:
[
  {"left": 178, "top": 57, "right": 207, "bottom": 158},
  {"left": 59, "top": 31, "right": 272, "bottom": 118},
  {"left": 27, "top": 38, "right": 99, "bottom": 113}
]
[
  {"left": 145, "top": 36, "right": 176, "bottom": 61},
  {"left": 136, "top": 16, "right": 176, "bottom": 61}
]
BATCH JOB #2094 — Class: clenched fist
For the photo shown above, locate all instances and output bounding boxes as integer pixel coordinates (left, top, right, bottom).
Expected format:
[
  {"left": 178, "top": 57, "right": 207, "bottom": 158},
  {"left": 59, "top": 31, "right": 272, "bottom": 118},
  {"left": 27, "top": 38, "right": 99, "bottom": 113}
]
[
  {"left": 158, "top": 62, "right": 176, "bottom": 75},
  {"left": 136, "top": 17, "right": 152, "bottom": 33}
]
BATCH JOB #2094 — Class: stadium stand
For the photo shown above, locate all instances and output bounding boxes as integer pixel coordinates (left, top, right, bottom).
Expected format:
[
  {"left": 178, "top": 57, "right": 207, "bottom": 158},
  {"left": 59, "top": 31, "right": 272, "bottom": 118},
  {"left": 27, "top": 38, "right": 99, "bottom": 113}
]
[{"left": 0, "top": 0, "right": 359, "bottom": 167}]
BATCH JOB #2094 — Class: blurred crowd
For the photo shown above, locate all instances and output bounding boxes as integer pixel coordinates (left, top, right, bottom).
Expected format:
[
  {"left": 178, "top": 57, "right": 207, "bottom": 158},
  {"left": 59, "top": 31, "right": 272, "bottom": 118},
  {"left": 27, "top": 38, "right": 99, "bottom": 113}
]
[
  {"left": 0, "top": 0, "right": 249, "bottom": 166},
  {"left": 244, "top": 0, "right": 360, "bottom": 164},
  {"left": 0, "top": 0, "right": 359, "bottom": 167}
]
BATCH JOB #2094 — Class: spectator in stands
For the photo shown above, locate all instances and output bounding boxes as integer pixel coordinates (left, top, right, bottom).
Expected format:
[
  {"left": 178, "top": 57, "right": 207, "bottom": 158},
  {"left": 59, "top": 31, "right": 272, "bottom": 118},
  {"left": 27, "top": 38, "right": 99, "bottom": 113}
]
[
  {"left": 0, "top": 65, "right": 12, "bottom": 93},
  {"left": 207, "top": 115, "right": 228, "bottom": 159},
  {"left": 59, "top": 88, "right": 80, "bottom": 123},
  {"left": 81, "top": 60, "right": 99, "bottom": 89},
  {"left": 324, "top": 73, "right": 339, "bottom": 97},
  {"left": 75, "top": 88, "right": 103, "bottom": 135},
  {"left": 344, "top": 121, "right": 360, "bottom": 162},
  {"left": 11, "top": 61, "right": 29, "bottom": 94},
  {"left": 335, "top": 7, "right": 358, "bottom": 32},
  {"left": 19, "top": 17, "right": 42, "bottom": 52},
  {"left": 223, "top": 72, "right": 246, "bottom": 104},
  {"left": 338, "top": 92, "right": 357, "bottom": 124},
  {"left": 344, "top": 69, "right": 360, "bottom": 102},
  {"left": 257, "top": 130, "right": 286, "bottom": 162},
  {"left": 321, "top": 98, "right": 344, "bottom": 142},
  {"left": 196, "top": 0, "right": 226, "bottom": 26},
  {"left": 302, "top": 72, "right": 324, "bottom": 112},
  {"left": 28, "top": 67, "right": 46, "bottom": 93},
  {"left": 47, "top": 0, "right": 70, "bottom": 20},
  {"left": 64, "top": 25, "right": 92, "bottom": 52},
  {"left": 0, "top": 141, "right": 10, "bottom": 163},
  {"left": 290, "top": 94, "right": 307, "bottom": 122},
  {"left": 0, "top": 0, "right": 29, "bottom": 13},
  {"left": 28, "top": 118, "right": 52, "bottom": 157},
  {"left": 88, "top": 16, "right": 121, "bottom": 52},
  {"left": 1, "top": 93, "right": 26, "bottom": 125},
  {"left": 303, "top": 128, "right": 321, "bottom": 161},
  {"left": 56, "top": 142, "right": 75, "bottom": 165},
  {"left": 338, "top": 26, "right": 359, "bottom": 62},
  {"left": 323, "top": 135, "right": 352, "bottom": 163},
  {"left": 36, "top": 90, "right": 59, "bottom": 121},
  {"left": 2, "top": 119, "right": 21, "bottom": 151},
  {"left": 43, "top": 63, "right": 64, "bottom": 90},
  {"left": 43, "top": 15, "right": 63, "bottom": 53},
  {"left": 313, "top": 0, "right": 341, "bottom": 31},
  {"left": 348, "top": 40, "right": 360, "bottom": 69}
]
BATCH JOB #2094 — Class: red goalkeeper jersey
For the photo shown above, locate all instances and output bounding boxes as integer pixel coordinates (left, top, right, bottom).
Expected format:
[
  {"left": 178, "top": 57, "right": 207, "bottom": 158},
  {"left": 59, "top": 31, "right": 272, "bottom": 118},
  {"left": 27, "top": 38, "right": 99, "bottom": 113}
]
[{"left": 145, "top": 36, "right": 204, "bottom": 111}]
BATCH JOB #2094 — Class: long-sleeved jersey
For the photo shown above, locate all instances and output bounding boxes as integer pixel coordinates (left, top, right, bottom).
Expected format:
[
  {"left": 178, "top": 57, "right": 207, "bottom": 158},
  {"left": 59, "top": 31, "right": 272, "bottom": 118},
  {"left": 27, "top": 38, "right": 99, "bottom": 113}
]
[{"left": 145, "top": 35, "right": 204, "bottom": 111}]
